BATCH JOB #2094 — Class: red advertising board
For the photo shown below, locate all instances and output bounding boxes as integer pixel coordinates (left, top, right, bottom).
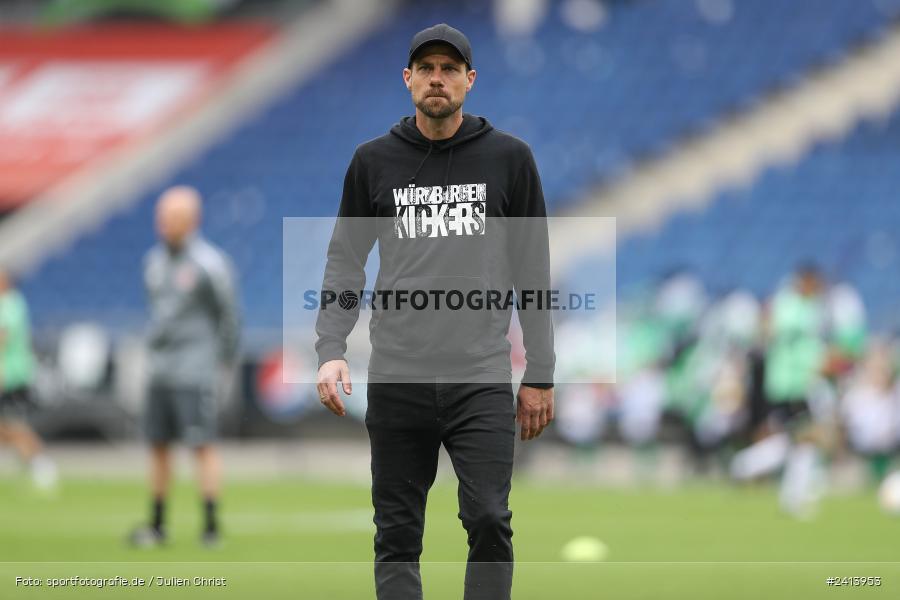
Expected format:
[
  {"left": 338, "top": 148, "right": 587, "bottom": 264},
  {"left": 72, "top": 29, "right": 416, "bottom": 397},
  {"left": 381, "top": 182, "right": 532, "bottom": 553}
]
[{"left": 0, "top": 24, "right": 274, "bottom": 207}]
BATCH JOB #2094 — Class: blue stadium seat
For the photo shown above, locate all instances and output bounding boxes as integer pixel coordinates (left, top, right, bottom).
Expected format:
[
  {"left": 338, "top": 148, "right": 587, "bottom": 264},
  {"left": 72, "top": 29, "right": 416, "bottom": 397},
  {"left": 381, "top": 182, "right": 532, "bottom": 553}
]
[
  {"left": 19, "top": 0, "right": 900, "bottom": 338},
  {"left": 616, "top": 107, "right": 900, "bottom": 329}
]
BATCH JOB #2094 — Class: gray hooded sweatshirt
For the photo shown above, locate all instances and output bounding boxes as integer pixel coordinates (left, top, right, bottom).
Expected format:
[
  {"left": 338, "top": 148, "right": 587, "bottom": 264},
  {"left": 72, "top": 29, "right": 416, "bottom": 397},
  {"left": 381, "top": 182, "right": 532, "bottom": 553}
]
[{"left": 143, "top": 235, "right": 239, "bottom": 389}]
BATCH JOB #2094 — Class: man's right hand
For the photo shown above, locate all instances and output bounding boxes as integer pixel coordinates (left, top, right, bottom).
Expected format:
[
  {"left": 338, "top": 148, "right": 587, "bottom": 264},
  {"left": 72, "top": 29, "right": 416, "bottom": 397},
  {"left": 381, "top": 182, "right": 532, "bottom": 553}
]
[{"left": 316, "top": 359, "right": 351, "bottom": 417}]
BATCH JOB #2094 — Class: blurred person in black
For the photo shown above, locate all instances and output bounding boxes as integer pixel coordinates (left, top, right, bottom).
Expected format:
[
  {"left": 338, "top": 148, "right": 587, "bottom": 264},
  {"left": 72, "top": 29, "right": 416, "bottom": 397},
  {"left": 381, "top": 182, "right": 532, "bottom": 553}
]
[
  {"left": 314, "top": 24, "right": 555, "bottom": 600},
  {"left": 129, "top": 186, "right": 240, "bottom": 548}
]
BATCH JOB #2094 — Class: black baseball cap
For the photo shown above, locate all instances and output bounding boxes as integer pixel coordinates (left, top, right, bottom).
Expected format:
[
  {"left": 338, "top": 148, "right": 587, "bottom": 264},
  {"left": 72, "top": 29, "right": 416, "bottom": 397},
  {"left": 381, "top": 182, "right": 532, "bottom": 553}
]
[{"left": 408, "top": 23, "right": 473, "bottom": 70}]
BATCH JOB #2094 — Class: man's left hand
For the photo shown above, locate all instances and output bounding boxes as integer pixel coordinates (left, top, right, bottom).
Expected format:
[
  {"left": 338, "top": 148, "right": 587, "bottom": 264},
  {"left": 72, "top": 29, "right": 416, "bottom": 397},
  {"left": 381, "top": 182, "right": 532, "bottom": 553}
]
[{"left": 516, "top": 385, "right": 554, "bottom": 441}]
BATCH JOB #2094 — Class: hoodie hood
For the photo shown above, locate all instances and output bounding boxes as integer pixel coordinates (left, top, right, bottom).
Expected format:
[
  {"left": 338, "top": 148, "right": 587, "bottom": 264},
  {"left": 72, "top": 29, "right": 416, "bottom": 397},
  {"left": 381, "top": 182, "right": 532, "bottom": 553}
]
[
  {"left": 390, "top": 113, "right": 493, "bottom": 185},
  {"left": 390, "top": 113, "right": 493, "bottom": 149}
]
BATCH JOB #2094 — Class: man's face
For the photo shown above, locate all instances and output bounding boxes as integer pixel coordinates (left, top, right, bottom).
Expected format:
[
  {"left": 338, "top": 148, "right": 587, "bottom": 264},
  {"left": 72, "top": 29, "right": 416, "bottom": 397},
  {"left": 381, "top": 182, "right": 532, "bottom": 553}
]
[
  {"left": 155, "top": 188, "right": 200, "bottom": 250},
  {"left": 156, "top": 208, "right": 190, "bottom": 249},
  {"left": 404, "top": 44, "right": 475, "bottom": 119},
  {"left": 797, "top": 272, "right": 822, "bottom": 297}
]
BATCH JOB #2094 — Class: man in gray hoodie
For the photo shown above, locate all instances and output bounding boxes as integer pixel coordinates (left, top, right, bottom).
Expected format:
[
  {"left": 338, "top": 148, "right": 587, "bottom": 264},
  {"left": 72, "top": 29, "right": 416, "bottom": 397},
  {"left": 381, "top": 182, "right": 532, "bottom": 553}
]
[{"left": 131, "top": 185, "right": 239, "bottom": 548}]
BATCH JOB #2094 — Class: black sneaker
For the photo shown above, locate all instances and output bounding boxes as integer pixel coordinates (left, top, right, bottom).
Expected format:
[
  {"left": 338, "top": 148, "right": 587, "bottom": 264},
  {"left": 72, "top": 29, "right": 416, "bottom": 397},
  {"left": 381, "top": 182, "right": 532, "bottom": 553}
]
[
  {"left": 201, "top": 529, "right": 221, "bottom": 549},
  {"left": 128, "top": 526, "right": 166, "bottom": 548}
]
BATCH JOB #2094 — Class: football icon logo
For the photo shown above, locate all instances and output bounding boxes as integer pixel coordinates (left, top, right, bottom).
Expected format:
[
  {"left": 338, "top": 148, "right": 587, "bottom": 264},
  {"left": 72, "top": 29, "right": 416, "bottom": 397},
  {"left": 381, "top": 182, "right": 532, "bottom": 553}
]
[{"left": 338, "top": 290, "right": 359, "bottom": 310}]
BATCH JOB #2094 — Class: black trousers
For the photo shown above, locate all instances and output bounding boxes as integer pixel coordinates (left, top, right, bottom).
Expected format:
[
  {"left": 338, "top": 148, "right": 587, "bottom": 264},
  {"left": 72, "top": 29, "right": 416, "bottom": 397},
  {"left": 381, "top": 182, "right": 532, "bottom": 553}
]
[{"left": 365, "top": 373, "right": 516, "bottom": 600}]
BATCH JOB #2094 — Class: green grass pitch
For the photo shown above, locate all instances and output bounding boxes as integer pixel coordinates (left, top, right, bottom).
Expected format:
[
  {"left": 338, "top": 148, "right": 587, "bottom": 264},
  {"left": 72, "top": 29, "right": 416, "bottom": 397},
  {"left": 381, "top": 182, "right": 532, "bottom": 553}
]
[{"left": 1, "top": 475, "right": 899, "bottom": 598}]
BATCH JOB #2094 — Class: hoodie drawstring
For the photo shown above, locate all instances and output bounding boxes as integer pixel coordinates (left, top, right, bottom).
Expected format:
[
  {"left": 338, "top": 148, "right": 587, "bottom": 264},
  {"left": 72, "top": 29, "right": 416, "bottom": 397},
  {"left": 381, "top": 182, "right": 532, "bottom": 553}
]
[
  {"left": 409, "top": 143, "right": 455, "bottom": 187},
  {"left": 408, "top": 144, "right": 433, "bottom": 186},
  {"left": 443, "top": 146, "right": 454, "bottom": 188}
]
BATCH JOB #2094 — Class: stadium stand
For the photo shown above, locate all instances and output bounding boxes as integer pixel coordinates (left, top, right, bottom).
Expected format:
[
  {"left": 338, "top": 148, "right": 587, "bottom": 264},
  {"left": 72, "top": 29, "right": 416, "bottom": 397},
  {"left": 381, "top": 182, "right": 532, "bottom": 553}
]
[
  {"left": 616, "top": 107, "right": 900, "bottom": 329},
  {"left": 17, "top": 0, "right": 900, "bottom": 337}
]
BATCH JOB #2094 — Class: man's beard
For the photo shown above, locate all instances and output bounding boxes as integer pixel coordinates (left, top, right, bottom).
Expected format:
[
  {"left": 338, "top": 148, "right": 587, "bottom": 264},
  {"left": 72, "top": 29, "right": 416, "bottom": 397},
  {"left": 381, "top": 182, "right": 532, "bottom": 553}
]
[{"left": 416, "top": 93, "right": 462, "bottom": 119}]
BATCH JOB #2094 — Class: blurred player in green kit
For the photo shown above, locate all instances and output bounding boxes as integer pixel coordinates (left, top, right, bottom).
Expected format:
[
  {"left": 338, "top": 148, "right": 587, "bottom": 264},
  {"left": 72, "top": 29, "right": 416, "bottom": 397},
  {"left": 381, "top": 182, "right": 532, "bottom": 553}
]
[
  {"left": 0, "top": 268, "right": 57, "bottom": 490},
  {"left": 731, "top": 264, "right": 837, "bottom": 518}
]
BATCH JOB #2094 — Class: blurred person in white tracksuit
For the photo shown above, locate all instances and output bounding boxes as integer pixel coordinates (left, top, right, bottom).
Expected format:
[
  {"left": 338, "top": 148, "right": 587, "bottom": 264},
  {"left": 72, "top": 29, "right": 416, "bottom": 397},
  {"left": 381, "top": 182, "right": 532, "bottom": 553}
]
[{"left": 840, "top": 339, "right": 900, "bottom": 483}]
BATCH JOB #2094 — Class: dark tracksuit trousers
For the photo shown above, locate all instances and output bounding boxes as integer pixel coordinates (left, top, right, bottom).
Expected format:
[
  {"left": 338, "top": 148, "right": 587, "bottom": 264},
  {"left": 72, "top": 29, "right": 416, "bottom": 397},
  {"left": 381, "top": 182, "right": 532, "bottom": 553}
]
[{"left": 366, "top": 373, "right": 516, "bottom": 600}]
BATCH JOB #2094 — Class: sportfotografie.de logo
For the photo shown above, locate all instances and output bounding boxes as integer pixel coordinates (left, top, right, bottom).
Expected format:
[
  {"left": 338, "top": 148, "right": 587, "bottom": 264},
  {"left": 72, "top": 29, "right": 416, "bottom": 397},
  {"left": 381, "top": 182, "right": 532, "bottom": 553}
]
[{"left": 304, "top": 289, "right": 596, "bottom": 312}]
